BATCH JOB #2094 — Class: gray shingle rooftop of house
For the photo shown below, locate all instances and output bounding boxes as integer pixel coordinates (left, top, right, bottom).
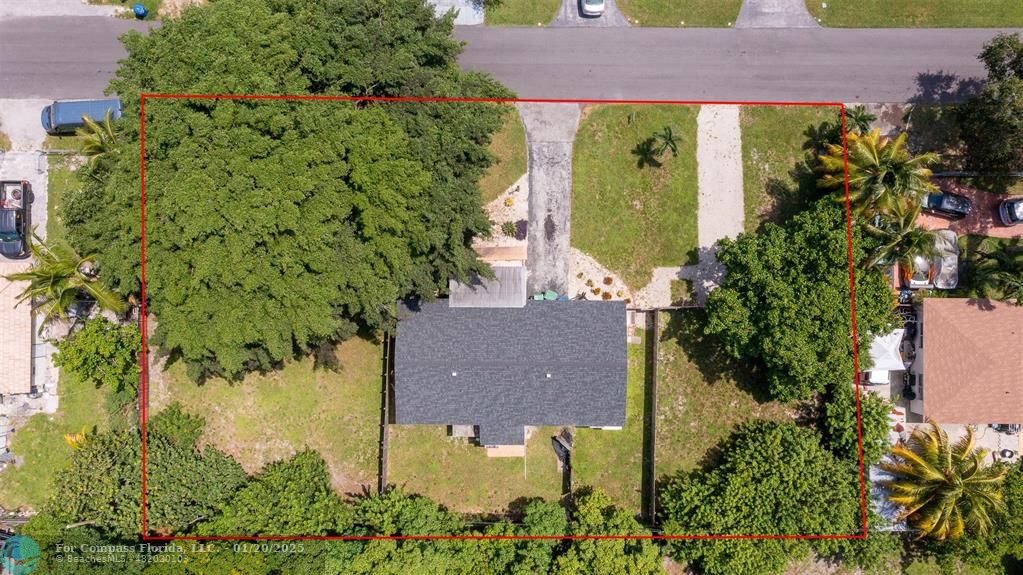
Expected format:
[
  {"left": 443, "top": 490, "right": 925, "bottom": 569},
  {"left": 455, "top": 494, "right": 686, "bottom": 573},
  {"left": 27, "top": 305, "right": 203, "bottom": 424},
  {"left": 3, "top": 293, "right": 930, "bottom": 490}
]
[
  {"left": 448, "top": 266, "right": 526, "bottom": 308},
  {"left": 394, "top": 299, "right": 627, "bottom": 446}
]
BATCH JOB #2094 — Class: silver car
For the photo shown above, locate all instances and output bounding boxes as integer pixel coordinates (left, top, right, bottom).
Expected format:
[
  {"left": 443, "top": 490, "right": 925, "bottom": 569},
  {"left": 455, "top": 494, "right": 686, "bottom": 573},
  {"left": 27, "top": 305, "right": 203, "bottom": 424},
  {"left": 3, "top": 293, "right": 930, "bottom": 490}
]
[
  {"left": 998, "top": 197, "right": 1023, "bottom": 226},
  {"left": 581, "top": 0, "right": 605, "bottom": 17}
]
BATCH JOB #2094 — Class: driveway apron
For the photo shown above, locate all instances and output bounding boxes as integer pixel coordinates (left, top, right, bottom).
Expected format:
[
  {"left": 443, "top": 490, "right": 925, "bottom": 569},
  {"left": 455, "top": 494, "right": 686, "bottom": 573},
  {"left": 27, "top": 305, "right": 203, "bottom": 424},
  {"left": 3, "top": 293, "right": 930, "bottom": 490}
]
[
  {"left": 735, "top": 0, "right": 819, "bottom": 28},
  {"left": 551, "top": 0, "right": 630, "bottom": 27},
  {"left": 516, "top": 103, "right": 581, "bottom": 294}
]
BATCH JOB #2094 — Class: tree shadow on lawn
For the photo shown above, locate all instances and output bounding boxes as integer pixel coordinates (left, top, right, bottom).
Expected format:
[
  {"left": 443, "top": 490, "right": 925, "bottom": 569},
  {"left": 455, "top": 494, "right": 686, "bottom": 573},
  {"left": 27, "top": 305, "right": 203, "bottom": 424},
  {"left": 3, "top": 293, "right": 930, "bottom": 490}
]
[{"left": 658, "top": 310, "right": 772, "bottom": 406}]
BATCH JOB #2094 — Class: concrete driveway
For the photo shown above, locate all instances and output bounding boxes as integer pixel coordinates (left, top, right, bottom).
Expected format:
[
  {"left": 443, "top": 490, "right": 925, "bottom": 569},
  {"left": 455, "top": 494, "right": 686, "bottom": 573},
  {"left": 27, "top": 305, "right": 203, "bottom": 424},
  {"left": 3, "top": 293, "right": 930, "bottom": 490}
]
[{"left": 517, "top": 103, "right": 580, "bottom": 294}]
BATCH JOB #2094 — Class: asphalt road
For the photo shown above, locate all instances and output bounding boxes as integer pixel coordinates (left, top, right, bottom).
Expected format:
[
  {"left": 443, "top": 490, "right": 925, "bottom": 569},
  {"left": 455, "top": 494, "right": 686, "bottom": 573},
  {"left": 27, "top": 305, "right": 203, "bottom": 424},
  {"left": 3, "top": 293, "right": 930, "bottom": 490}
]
[
  {"left": 0, "top": 15, "right": 1015, "bottom": 103},
  {"left": 0, "top": 16, "right": 152, "bottom": 99}
]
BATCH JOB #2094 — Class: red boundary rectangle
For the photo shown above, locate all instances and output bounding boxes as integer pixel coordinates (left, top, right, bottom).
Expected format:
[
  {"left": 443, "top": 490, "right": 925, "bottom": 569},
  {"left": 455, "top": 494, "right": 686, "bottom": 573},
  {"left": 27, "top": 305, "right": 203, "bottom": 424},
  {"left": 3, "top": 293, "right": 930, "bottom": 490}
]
[{"left": 138, "top": 95, "right": 863, "bottom": 541}]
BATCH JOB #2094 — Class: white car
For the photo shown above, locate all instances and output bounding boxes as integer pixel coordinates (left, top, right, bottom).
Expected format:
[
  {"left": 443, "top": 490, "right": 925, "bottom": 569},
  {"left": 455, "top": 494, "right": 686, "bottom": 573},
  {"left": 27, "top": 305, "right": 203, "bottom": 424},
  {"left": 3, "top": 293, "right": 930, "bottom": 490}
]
[{"left": 581, "top": 0, "right": 605, "bottom": 17}]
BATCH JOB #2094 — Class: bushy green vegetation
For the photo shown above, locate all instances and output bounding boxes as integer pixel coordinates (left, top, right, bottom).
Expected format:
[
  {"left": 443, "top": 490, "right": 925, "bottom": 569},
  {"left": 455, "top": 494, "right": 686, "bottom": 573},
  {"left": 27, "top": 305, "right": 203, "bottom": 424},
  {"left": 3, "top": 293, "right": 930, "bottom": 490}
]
[
  {"left": 705, "top": 199, "right": 895, "bottom": 401},
  {"left": 572, "top": 104, "right": 699, "bottom": 290},
  {"left": 63, "top": 0, "right": 512, "bottom": 380}
]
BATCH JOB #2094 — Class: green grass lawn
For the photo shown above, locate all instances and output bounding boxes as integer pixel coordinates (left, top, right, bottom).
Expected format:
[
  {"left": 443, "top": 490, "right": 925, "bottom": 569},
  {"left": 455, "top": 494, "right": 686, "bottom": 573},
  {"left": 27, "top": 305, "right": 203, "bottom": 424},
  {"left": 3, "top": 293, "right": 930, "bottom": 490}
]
[
  {"left": 654, "top": 311, "right": 794, "bottom": 478},
  {"left": 572, "top": 104, "right": 699, "bottom": 290},
  {"left": 740, "top": 105, "right": 836, "bottom": 232},
  {"left": 616, "top": 0, "right": 743, "bottom": 26},
  {"left": 485, "top": 0, "right": 561, "bottom": 25},
  {"left": 42, "top": 135, "right": 84, "bottom": 152},
  {"left": 806, "top": 0, "right": 1023, "bottom": 27},
  {"left": 479, "top": 106, "right": 528, "bottom": 204},
  {"left": 0, "top": 373, "right": 110, "bottom": 510},
  {"left": 155, "top": 337, "right": 382, "bottom": 494},
  {"left": 46, "top": 155, "right": 79, "bottom": 247},
  {"left": 572, "top": 330, "right": 648, "bottom": 514},
  {"left": 388, "top": 424, "right": 564, "bottom": 514}
]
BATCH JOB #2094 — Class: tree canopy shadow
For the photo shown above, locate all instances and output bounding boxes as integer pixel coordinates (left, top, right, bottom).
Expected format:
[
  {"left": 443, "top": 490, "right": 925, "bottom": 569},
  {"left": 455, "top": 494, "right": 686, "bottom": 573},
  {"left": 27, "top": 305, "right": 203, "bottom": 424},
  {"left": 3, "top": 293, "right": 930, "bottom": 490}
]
[
  {"left": 658, "top": 309, "right": 772, "bottom": 405},
  {"left": 909, "top": 71, "right": 984, "bottom": 105}
]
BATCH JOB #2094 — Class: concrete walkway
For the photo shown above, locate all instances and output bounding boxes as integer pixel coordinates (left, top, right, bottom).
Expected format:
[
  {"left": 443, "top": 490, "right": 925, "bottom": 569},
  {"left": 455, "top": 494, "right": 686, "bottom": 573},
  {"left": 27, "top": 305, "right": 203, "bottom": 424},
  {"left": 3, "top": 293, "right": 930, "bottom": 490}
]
[
  {"left": 551, "top": 0, "right": 630, "bottom": 27},
  {"left": 516, "top": 103, "right": 580, "bottom": 294},
  {"left": 691, "top": 105, "right": 744, "bottom": 303},
  {"left": 735, "top": 0, "right": 819, "bottom": 28}
]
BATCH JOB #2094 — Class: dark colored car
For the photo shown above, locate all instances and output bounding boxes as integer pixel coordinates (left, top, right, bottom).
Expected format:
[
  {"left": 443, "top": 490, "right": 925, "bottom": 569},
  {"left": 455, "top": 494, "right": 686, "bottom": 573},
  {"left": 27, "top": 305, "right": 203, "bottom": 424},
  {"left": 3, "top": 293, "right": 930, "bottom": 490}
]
[
  {"left": 998, "top": 197, "right": 1023, "bottom": 226},
  {"left": 0, "top": 180, "right": 31, "bottom": 259},
  {"left": 923, "top": 191, "right": 973, "bottom": 219}
]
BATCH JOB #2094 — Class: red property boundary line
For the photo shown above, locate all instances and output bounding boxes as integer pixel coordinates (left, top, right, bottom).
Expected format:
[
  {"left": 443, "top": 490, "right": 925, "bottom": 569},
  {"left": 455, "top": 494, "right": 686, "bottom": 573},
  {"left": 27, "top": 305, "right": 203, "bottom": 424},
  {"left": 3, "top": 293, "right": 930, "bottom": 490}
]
[{"left": 138, "top": 94, "right": 865, "bottom": 541}]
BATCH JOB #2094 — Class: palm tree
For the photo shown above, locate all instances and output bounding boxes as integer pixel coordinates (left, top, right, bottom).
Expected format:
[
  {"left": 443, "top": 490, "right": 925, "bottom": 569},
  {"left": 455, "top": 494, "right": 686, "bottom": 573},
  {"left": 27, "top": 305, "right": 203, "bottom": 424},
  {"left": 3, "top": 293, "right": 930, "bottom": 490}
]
[
  {"left": 863, "top": 200, "right": 938, "bottom": 269},
  {"left": 879, "top": 421, "right": 1007, "bottom": 540},
  {"left": 76, "top": 110, "right": 119, "bottom": 175},
  {"left": 3, "top": 236, "right": 126, "bottom": 328},
  {"left": 652, "top": 126, "right": 679, "bottom": 158},
  {"left": 972, "top": 246, "right": 1023, "bottom": 305},
  {"left": 819, "top": 129, "right": 940, "bottom": 220}
]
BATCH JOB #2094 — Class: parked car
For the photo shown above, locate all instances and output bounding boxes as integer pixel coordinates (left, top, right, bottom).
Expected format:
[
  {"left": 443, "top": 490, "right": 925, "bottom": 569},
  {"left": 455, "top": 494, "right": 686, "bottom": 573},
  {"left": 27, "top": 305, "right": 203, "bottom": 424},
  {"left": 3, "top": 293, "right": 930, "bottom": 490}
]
[
  {"left": 998, "top": 197, "right": 1023, "bottom": 226},
  {"left": 901, "top": 230, "right": 959, "bottom": 290},
  {"left": 922, "top": 190, "right": 972, "bottom": 219},
  {"left": 0, "top": 180, "right": 31, "bottom": 259},
  {"left": 40, "top": 98, "right": 121, "bottom": 135},
  {"left": 580, "top": 0, "right": 605, "bottom": 16}
]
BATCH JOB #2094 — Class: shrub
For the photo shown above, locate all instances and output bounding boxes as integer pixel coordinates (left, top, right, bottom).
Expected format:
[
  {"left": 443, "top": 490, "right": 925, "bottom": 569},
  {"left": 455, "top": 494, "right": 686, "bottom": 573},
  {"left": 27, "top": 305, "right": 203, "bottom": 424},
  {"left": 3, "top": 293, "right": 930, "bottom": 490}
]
[
  {"left": 601, "top": 292, "right": 612, "bottom": 300},
  {"left": 592, "top": 288, "right": 601, "bottom": 295},
  {"left": 603, "top": 276, "right": 613, "bottom": 285},
  {"left": 54, "top": 317, "right": 141, "bottom": 394},
  {"left": 501, "top": 221, "right": 517, "bottom": 237},
  {"left": 585, "top": 279, "right": 594, "bottom": 287}
]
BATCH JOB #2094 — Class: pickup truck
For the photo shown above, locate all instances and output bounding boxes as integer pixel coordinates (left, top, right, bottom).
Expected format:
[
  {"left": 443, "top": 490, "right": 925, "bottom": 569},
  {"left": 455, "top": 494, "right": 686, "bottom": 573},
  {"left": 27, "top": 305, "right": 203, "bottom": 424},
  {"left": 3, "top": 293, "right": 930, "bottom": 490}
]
[{"left": 0, "top": 180, "right": 31, "bottom": 259}]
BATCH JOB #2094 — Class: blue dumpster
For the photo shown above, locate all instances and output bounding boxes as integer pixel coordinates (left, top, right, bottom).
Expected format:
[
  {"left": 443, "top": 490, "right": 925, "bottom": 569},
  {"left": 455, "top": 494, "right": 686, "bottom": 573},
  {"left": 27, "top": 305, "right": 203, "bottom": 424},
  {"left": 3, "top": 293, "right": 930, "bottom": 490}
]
[{"left": 132, "top": 3, "right": 148, "bottom": 19}]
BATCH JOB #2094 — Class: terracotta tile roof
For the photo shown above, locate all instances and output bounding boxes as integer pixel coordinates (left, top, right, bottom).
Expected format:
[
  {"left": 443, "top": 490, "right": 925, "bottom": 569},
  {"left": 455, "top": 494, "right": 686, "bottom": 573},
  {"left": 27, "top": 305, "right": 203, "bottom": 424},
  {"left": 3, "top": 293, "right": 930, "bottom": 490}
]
[
  {"left": 0, "top": 261, "right": 32, "bottom": 395},
  {"left": 922, "top": 298, "right": 1023, "bottom": 424}
]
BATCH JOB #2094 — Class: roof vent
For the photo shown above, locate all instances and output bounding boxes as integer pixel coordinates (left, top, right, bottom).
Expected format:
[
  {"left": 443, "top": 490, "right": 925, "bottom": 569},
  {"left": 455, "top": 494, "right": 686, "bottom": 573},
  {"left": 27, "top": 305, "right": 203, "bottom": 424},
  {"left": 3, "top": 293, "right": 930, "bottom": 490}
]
[
  {"left": 452, "top": 371, "right": 458, "bottom": 377},
  {"left": 546, "top": 373, "right": 552, "bottom": 379}
]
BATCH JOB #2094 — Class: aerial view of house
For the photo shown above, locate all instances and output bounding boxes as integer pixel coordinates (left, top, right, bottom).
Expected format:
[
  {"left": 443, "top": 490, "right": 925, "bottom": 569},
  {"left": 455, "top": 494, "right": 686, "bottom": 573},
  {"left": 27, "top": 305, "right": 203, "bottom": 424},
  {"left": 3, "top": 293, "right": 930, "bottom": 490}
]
[
  {"left": 394, "top": 269, "right": 627, "bottom": 456},
  {"left": 3, "top": 0, "right": 1023, "bottom": 573}
]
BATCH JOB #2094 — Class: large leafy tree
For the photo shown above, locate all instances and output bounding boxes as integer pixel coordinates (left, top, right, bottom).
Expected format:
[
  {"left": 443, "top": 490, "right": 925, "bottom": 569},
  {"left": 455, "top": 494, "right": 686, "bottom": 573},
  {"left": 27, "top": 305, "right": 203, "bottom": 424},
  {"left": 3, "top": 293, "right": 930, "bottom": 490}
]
[
  {"left": 65, "top": 0, "right": 511, "bottom": 378},
  {"left": 960, "top": 33, "right": 1023, "bottom": 173},
  {"left": 862, "top": 199, "right": 938, "bottom": 270},
  {"left": 878, "top": 421, "right": 1007, "bottom": 540},
  {"left": 660, "top": 421, "right": 859, "bottom": 575},
  {"left": 818, "top": 129, "right": 938, "bottom": 220},
  {"left": 705, "top": 199, "right": 895, "bottom": 401},
  {"left": 552, "top": 489, "right": 663, "bottom": 575}
]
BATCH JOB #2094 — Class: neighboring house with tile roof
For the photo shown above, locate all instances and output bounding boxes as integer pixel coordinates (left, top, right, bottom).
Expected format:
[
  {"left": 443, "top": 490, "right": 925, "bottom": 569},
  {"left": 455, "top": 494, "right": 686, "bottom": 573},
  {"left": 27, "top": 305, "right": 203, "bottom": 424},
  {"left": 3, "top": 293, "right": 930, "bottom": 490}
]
[
  {"left": 394, "top": 268, "right": 627, "bottom": 457},
  {"left": 909, "top": 298, "right": 1023, "bottom": 425}
]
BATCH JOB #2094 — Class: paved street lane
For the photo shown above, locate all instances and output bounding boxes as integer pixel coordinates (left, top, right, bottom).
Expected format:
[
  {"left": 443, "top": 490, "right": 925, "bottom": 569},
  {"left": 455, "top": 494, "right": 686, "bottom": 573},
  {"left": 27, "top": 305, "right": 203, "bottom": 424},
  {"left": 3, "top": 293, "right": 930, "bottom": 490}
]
[
  {"left": 0, "top": 16, "right": 152, "bottom": 99},
  {"left": 455, "top": 27, "right": 1011, "bottom": 102},
  {"left": 0, "top": 14, "right": 1015, "bottom": 103}
]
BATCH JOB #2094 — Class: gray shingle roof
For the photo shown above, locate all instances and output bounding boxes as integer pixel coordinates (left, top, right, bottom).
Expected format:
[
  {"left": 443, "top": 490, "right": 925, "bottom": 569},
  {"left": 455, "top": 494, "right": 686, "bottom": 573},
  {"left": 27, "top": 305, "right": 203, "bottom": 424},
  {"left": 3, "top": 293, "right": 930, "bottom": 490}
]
[{"left": 394, "top": 300, "right": 627, "bottom": 445}]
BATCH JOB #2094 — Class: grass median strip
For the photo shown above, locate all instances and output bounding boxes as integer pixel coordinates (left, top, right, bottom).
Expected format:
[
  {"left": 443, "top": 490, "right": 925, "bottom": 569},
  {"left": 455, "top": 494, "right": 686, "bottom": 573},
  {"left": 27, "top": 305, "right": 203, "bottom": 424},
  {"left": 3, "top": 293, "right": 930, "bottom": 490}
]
[{"left": 616, "top": 0, "right": 742, "bottom": 26}]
